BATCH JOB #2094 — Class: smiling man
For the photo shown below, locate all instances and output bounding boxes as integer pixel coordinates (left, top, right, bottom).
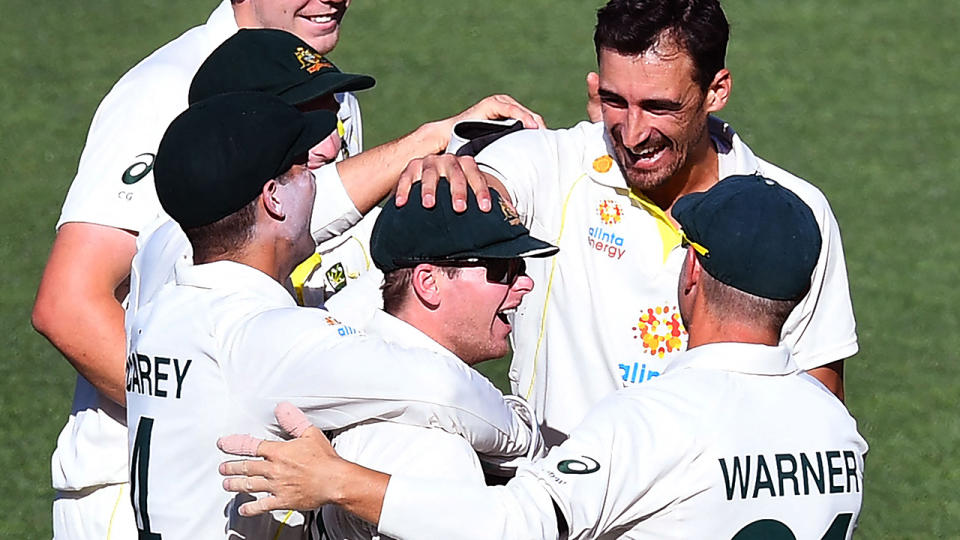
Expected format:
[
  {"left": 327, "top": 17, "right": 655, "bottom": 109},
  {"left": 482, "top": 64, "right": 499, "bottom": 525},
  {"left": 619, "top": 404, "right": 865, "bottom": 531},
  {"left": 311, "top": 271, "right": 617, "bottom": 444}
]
[
  {"left": 316, "top": 179, "right": 556, "bottom": 539},
  {"left": 421, "top": 0, "right": 858, "bottom": 446}
]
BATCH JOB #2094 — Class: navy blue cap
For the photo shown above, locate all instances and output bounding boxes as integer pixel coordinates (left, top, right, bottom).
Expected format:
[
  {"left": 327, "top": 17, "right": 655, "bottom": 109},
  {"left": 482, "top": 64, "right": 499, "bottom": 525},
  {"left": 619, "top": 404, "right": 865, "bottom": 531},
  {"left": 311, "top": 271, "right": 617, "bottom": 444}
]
[
  {"left": 155, "top": 92, "right": 338, "bottom": 229},
  {"left": 671, "top": 175, "right": 822, "bottom": 300},
  {"left": 371, "top": 179, "right": 558, "bottom": 272},
  {"left": 189, "top": 29, "right": 375, "bottom": 106}
]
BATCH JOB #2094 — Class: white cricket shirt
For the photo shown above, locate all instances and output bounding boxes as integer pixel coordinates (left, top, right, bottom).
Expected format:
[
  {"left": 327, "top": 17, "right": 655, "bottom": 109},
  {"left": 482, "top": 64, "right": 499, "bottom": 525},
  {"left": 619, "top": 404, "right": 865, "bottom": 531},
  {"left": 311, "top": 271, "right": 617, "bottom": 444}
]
[
  {"left": 52, "top": 0, "right": 366, "bottom": 492},
  {"left": 124, "top": 243, "right": 536, "bottom": 538},
  {"left": 322, "top": 310, "right": 486, "bottom": 540},
  {"left": 474, "top": 117, "right": 858, "bottom": 445},
  {"left": 379, "top": 343, "right": 868, "bottom": 539}
]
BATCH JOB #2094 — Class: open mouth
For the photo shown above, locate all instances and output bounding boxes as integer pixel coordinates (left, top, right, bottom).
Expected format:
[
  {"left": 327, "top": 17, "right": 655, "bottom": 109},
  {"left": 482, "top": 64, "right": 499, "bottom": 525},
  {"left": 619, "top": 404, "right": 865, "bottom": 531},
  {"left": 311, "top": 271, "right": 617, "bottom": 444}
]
[
  {"left": 496, "top": 307, "right": 516, "bottom": 325},
  {"left": 626, "top": 140, "right": 668, "bottom": 166}
]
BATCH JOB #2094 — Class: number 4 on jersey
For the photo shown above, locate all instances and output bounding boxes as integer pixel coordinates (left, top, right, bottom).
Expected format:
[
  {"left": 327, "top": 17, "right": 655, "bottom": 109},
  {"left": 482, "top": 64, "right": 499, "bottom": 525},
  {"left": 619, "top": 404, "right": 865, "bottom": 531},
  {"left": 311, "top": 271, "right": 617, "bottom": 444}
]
[
  {"left": 733, "top": 513, "right": 853, "bottom": 540},
  {"left": 130, "top": 416, "right": 163, "bottom": 539}
]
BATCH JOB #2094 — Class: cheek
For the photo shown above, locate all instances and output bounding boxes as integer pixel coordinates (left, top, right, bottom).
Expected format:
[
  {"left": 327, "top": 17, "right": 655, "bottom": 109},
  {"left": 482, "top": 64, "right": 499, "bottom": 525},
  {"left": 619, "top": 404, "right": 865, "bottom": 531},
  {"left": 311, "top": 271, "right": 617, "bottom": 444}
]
[{"left": 307, "top": 133, "right": 342, "bottom": 169}]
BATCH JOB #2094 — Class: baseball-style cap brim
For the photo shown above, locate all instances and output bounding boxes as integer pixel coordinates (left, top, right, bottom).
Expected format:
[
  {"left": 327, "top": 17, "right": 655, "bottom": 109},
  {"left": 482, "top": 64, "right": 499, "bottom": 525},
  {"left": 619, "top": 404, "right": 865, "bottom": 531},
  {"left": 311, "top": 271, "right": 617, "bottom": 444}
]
[
  {"left": 279, "top": 72, "right": 376, "bottom": 106},
  {"left": 442, "top": 234, "right": 559, "bottom": 262},
  {"left": 288, "top": 108, "right": 341, "bottom": 160}
]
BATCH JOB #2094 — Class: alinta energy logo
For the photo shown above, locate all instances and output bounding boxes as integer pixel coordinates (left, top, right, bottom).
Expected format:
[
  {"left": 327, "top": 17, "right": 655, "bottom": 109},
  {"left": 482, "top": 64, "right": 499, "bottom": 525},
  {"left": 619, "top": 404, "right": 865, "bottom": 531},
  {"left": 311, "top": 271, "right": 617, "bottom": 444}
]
[
  {"left": 596, "top": 199, "right": 623, "bottom": 225},
  {"left": 632, "top": 305, "right": 687, "bottom": 359},
  {"left": 587, "top": 199, "right": 626, "bottom": 259}
]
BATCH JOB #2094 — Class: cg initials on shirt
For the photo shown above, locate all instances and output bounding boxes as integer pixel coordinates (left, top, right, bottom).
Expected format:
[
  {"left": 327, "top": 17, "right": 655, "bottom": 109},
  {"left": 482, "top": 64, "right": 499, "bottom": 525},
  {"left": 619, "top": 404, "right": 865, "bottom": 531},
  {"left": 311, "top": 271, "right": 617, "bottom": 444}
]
[
  {"left": 130, "top": 416, "right": 163, "bottom": 539},
  {"left": 732, "top": 513, "right": 854, "bottom": 540}
]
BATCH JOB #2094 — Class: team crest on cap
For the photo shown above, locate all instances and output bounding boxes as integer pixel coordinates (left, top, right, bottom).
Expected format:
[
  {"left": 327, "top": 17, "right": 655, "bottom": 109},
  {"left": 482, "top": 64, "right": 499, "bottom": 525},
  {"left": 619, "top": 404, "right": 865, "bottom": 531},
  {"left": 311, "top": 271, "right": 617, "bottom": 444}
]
[
  {"left": 500, "top": 198, "right": 522, "bottom": 226},
  {"left": 294, "top": 47, "right": 333, "bottom": 73},
  {"left": 632, "top": 305, "right": 687, "bottom": 358},
  {"left": 596, "top": 200, "right": 622, "bottom": 225}
]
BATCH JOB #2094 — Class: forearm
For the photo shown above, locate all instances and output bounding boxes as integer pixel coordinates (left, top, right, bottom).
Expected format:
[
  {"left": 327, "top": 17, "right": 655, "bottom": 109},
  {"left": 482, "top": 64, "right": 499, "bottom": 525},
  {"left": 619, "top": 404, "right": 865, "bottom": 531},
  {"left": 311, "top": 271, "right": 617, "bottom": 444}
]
[{"left": 337, "top": 120, "right": 448, "bottom": 213}]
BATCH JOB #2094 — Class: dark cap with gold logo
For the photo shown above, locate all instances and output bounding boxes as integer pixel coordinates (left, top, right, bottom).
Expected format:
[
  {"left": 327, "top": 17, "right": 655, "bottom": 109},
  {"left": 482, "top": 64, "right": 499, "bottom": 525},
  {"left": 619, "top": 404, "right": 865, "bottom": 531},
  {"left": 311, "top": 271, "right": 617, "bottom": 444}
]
[
  {"left": 371, "top": 179, "right": 559, "bottom": 272},
  {"left": 189, "top": 29, "right": 375, "bottom": 106}
]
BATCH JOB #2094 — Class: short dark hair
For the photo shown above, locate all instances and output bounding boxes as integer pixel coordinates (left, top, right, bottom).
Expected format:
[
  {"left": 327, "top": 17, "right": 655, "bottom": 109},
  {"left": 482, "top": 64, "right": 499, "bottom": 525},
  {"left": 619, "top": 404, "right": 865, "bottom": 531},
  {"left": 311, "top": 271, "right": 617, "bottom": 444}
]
[
  {"left": 183, "top": 167, "right": 301, "bottom": 264},
  {"left": 594, "top": 0, "right": 729, "bottom": 89},
  {"left": 381, "top": 266, "right": 461, "bottom": 315},
  {"left": 700, "top": 270, "right": 799, "bottom": 334}
]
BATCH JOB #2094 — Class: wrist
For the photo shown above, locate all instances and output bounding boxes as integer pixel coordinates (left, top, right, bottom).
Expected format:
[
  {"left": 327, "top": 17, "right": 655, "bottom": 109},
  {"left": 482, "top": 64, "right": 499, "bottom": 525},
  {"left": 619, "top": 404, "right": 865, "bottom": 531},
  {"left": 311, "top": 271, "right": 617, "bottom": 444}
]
[{"left": 415, "top": 120, "right": 452, "bottom": 155}]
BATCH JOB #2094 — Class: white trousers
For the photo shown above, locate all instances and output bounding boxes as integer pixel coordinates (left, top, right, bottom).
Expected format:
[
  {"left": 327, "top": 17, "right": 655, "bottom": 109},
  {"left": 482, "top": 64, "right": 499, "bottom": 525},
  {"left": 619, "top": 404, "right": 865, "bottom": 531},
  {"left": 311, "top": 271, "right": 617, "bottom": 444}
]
[{"left": 53, "top": 482, "right": 136, "bottom": 540}]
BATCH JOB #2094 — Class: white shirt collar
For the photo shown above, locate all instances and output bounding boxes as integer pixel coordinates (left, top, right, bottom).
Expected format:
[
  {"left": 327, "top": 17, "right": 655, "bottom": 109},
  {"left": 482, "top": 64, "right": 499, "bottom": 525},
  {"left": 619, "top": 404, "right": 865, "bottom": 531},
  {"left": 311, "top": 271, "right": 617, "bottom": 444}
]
[
  {"left": 175, "top": 260, "right": 296, "bottom": 307},
  {"left": 207, "top": 0, "right": 241, "bottom": 47},
  {"left": 664, "top": 342, "right": 798, "bottom": 376}
]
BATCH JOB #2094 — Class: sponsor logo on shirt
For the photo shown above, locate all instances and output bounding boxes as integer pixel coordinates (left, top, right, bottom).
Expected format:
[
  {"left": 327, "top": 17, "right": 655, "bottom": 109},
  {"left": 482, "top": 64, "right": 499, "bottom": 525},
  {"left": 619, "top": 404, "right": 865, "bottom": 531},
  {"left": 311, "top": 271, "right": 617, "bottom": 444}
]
[
  {"left": 619, "top": 361, "right": 661, "bottom": 384},
  {"left": 295, "top": 47, "right": 334, "bottom": 73},
  {"left": 596, "top": 199, "right": 623, "bottom": 225},
  {"left": 592, "top": 154, "right": 614, "bottom": 173},
  {"left": 557, "top": 456, "right": 601, "bottom": 475},
  {"left": 632, "top": 305, "right": 687, "bottom": 358},
  {"left": 121, "top": 153, "right": 155, "bottom": 185},
  {"left": 587, "top": 226, "right": 626, "bottom": 259}
]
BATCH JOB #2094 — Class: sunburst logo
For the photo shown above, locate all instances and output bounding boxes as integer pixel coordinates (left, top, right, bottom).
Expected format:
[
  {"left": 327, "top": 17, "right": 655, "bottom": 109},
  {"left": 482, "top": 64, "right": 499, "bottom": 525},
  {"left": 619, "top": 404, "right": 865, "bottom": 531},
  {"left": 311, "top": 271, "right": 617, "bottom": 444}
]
[
  {"left": 596, "top": 200, "right": 623, "bottom": 225},
  {"left": 632, "top": 305, "right": 687, "bottom": 358}
]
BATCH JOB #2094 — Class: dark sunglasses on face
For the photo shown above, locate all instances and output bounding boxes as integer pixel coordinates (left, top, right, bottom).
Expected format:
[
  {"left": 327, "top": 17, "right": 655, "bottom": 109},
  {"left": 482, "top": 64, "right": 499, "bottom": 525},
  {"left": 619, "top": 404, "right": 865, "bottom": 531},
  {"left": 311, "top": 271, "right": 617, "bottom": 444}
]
[{"left": 407, "top": 257, "right": 527, "bottom": 285}]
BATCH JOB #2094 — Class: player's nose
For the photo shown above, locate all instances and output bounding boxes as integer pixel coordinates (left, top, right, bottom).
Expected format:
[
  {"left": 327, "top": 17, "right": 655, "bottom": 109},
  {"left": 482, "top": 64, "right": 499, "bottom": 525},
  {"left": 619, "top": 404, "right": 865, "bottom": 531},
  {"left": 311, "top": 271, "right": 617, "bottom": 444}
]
[{"left": 622, "top": 107, "right": 652, "bottom": 149}]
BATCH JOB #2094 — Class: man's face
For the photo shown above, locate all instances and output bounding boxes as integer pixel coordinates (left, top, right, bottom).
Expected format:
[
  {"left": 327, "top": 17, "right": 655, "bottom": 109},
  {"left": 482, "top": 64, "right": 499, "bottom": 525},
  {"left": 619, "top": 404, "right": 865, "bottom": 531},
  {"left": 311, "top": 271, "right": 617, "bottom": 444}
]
[
  {"left": 280, "top": 164, "right": 318, "bottom": 264},
  {"left": 598, "top": 44, "right": 716, "bottom": 193},
  {"left": 297, "top": 94, "right": 343, "bottom": 169},
  {"left": 245, "top": 0, "right": 350, "bottom": 54},
  {"left": 440, "top": 259, "right": 533, "bottom": 365}
]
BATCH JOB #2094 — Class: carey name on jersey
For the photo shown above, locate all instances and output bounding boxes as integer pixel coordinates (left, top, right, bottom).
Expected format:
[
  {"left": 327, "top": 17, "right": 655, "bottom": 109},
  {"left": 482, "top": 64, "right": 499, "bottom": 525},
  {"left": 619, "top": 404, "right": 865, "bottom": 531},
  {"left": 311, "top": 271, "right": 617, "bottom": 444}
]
[{"left": 126, "top": 352, "right": 192, "bottom": 399}]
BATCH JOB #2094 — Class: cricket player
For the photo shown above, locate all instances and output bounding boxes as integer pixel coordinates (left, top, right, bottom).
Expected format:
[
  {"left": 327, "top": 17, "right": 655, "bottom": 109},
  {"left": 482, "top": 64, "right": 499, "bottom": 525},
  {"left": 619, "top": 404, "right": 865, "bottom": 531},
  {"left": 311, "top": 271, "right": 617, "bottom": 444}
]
[
  {"left": 126, "top": 92, "right": 537, "bottom": 539},
  {"left": 403, "top": 0, "right": 857, "bottom": 446},
  {"left": 32, "top": 1, "right": 541, "bottom": 536},
  {"left": 318, "top": 179, "right": 557, "bottom": 539},
  {"left": 218, "top": 175, "right": 869, "bottom": 539}
]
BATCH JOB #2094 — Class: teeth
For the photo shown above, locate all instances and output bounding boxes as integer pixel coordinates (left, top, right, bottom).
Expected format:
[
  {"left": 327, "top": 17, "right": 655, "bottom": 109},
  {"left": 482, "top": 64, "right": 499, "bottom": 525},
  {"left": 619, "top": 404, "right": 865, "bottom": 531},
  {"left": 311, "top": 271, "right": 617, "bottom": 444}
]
[
  {"left": 309, "top": 15, "right": 334, "bottom": 23},
  {"left": 499, "top": 308, "right": 517, "bottom": 316}
]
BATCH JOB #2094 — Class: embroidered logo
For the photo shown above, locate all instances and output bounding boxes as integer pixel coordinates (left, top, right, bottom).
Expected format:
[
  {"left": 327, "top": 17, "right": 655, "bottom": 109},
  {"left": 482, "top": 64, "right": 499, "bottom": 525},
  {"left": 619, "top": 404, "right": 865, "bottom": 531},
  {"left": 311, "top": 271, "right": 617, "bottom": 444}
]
[
  {"left": 632, "top": 305, "right": 687, "bottom": 358},
  {"left": 557, "top": 456, "right": 601, "bottom": 475},
  {"left": 324, "top": 316, "right": 341, "bottom": 326},
  {"left": 592, "top": 154, "right": 614, "bottom": 173},
  {"left": 325, "top": 262, "right": 347, "bottom": 293},
  {"left": 295, "top": 47, "right": 333, "bottom": 73},
  {"left": 499, "top": 198, "right": 522, "bottom": 226},
  {"left": 596, "top": 199, "right": 623, "bottom": 225}
]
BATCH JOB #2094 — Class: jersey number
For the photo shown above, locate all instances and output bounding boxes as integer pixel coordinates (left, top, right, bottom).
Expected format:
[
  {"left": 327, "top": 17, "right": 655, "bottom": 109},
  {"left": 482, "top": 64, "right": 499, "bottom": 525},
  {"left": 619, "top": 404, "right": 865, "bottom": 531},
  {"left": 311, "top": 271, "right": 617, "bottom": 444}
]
[
  {"left": 130, "top": 416, "right": 163, "bottom": 539},
  {"left": 732, "top": 513, "right": 853, "bottom": 540}
]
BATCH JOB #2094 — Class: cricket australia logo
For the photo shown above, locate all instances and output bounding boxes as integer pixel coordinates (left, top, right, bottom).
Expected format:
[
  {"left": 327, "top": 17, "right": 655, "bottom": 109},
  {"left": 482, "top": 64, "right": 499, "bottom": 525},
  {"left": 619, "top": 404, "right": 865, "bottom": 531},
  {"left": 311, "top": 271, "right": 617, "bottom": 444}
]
[
  {"left": 596, "top": 199, "right": 623, "bottom": 225},
  {"left": 632, "top": 305, "right": 687, "bottom": 358},
  {"left": 499, "top": 198, "right": 522, "bottom": 226},
  {"left": 294, "top": 47, "right": 333, "bottom": 73}
]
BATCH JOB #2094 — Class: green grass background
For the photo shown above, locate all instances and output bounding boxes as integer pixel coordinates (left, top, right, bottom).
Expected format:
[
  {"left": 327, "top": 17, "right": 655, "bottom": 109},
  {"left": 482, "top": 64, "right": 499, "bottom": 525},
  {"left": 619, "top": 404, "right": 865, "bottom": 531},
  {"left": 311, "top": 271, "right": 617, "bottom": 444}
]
[{"left": 1, "top": 0, "right": 956, "bottom": 537}]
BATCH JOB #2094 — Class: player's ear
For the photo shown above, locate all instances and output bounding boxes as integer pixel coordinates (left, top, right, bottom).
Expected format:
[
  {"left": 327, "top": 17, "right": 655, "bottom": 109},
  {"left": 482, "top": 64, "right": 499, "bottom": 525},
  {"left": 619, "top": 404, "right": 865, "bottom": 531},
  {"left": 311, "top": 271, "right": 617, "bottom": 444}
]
[
  {"left": 703, "top": 68, "right": 731, "bottom": 114},
  {"left": 261, "top": 179, "right": 285, "bottom": 220},
  {"left": 411, "top": 264, "right": 441, "bottom": 308},
  {"left": 680, "top": 247, "right": 702, "bottom": 296}
]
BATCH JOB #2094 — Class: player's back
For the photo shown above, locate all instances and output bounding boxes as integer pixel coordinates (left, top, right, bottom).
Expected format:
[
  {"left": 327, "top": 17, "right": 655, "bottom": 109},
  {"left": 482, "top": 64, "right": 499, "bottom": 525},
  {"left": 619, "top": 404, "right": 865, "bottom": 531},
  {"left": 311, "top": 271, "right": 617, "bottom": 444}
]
[
  {"left": 610, "top": 344, "right": 867, "bottom": 539},
  {"left": 125, "top": 273, "right": 309, "bottom": 539}
]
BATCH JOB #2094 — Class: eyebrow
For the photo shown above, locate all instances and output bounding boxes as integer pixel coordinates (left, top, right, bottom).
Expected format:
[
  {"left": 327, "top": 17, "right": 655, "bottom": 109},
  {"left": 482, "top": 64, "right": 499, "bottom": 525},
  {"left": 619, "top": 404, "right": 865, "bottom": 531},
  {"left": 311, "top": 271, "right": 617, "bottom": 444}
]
[{"left": 598, "top": 88, "right": 683, "bottom": 111}]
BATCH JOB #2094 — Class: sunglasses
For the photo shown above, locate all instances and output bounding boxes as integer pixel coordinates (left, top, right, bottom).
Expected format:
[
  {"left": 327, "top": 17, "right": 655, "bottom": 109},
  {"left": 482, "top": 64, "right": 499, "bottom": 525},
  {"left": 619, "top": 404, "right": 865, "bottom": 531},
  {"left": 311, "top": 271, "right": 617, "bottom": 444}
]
[{"left": 410, "top": 258, "right": 527, "bottom": 285}]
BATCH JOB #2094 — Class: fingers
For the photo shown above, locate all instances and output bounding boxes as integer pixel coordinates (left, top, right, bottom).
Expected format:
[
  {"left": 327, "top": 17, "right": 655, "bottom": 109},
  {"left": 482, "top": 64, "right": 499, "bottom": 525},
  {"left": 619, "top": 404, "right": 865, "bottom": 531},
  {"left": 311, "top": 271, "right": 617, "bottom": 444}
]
[
  {"left": 463, "top": 94, "right": 546, "bottom": 129},
  {"left": 462, "top": 158, "right": 492, "bottom": 212},
  {"left": 586, "top": 72, "right": 602, "bottom": 123},
  {"left": 238, "top": 496, "right": 286, "bottom": 518},
  {"left": 222, "top": 474, "right": 273, "bottom": 496},
  {"left": 219, "top": 458, "right": 272, "bottom": 478},
  {"left": 217, "top": 434, "right": 263, "bottom": 457},
  {"left": 395, "top": 159, "right": 425, "bottom": 208},
  {"left": 274, "top": 402, "right": 312, "bottom": 438}
]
